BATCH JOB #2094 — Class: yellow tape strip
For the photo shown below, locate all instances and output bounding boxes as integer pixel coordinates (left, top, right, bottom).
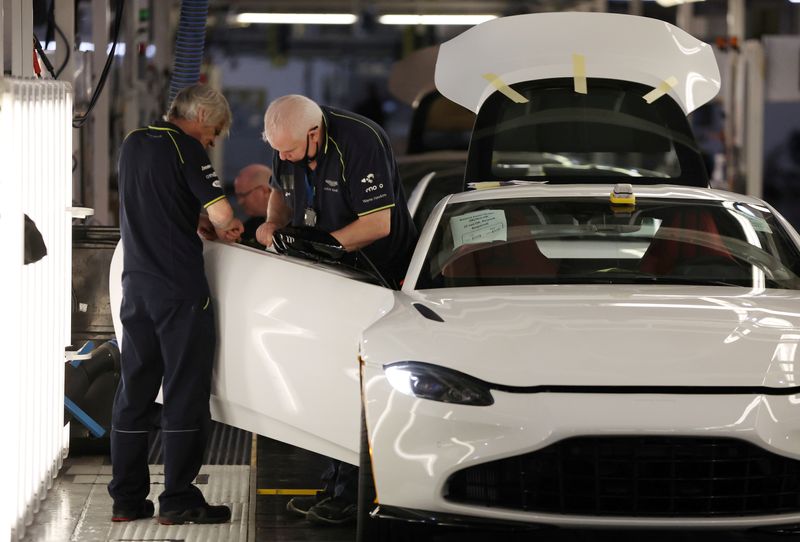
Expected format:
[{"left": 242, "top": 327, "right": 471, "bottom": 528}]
[
  {"left": 257, "top": 488, "right": 323, "bottom": 496},
  {"left": 573, "top": 54, "right": 587, "bottom": 94},
  {"left": 482, "top": 73, "right": 528, "bottom": 104},
  {"left": 474, "top": 181, "right": 501, "bottom": 190},
  {"left": 643, "top": 76, "right": 679, "bottom": 104}
]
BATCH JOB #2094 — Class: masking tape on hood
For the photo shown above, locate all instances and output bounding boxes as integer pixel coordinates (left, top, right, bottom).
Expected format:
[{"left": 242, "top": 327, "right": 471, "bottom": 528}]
[
  {"left": 482, "top": 73, "right": 529, "bottom": 103},
  {"left": 573, "top": 54, "right": 587, "bottom": 94},
  {"left": 643, "top": 76, "right": 679, "bottom": 104}
]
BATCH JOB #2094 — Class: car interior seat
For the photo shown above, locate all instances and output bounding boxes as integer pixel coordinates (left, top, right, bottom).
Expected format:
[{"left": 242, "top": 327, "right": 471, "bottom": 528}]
[
  {"left": 639, "top": 208, "right": 734, "bottom": 275},
  {"left": 442, "top": 207, "right": 558, "bottom": 279}
]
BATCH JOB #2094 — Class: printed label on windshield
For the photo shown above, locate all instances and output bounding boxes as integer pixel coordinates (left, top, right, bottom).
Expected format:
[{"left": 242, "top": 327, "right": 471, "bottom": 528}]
[{"left": 450, "top": 210, "right": 508, "bottom": 248}]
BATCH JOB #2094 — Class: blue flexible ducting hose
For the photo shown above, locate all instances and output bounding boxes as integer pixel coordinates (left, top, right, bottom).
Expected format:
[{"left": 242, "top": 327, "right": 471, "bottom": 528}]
[{"left": 168, "top": 0, "right": 209, "bottom": 105}]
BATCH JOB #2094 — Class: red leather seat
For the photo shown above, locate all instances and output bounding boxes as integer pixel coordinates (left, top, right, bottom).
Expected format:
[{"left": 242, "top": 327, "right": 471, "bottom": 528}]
[
  {"left": 442, "top": 238, "right": 557, "bottom": 278},
  {"left": 639, "top": 209, "right": 733, "bottom": 275}
]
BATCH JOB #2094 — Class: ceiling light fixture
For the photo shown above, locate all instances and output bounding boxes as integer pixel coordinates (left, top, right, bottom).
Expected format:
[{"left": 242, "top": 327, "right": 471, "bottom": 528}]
[
  {"left": 378, "top": 14, "right": 497, "bottom": 26},
  {"left": 235, "top": 13, "right": 358, "bottom": 25},
  {"left": 654, "top": 0, "right": 705, "bottom": 6}
]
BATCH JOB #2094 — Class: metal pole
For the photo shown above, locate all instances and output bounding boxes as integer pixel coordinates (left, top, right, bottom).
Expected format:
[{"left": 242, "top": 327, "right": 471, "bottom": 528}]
[
  {"left": 727, "top": 0, "right": 745, "bottom": 43},
  {"left": 8, "top": 0, "right": 33, "bottom": 77},
  {"left": 628, "top": 0, "right": 643, "bottom": 17},
  {"left": 744, "top": 40, "right": 764, "bottom": 199},
  {"left": 123, "top": 0, "right": 140, "bottom": 135},
  {"left": 91, "top": 0, "right": 110, "bottom": 224},
  {"left": 676, "top": 3, "right": 694, "bottom": 33}
]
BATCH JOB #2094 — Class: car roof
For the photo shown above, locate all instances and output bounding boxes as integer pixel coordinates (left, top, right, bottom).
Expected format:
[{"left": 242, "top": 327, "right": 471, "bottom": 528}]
[
  {"left": 435, "top": 12, "right": 720, "bottom": 115},
  {"left": 444, "top": 184, "right": 767, "bottom": 205}
]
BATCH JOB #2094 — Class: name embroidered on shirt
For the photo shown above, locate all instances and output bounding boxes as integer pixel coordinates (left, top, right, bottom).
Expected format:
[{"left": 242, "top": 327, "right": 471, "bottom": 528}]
[{"left": 201, "top": 164, "right": 213, "bottom": 171}]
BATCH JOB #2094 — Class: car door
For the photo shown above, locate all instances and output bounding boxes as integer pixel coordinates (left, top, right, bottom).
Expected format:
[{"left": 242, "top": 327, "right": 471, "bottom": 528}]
[{"left": 110, "top": 241, "right": 394, "bottom": 465}]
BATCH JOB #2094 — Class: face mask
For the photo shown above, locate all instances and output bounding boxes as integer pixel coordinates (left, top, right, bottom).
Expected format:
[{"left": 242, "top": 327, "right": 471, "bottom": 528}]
[{"left": 290, "top": 126, "right": 320, "bottom": 166}]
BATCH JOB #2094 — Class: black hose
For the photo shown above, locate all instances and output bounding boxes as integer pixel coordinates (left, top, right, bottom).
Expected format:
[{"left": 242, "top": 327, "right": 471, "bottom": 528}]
[
  {"left": 168, "top": 0, "right": 209, "bottom": 105},
  {"left": 72, "top": 0, "right": 125, "bottom": 128},
  {"left": 54, "top": 22, "right": 71, "bottom": 80}
]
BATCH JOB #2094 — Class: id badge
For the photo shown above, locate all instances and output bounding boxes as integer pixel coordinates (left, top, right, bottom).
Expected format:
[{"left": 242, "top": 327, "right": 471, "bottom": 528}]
[{"left": 303, "top": 207, "right": 317, "bottom": 227}]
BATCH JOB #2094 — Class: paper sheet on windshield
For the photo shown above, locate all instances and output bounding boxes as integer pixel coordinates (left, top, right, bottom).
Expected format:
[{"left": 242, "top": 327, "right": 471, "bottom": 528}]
[{"left": 450, "top": 210, "right": 507, "bottom": 248}]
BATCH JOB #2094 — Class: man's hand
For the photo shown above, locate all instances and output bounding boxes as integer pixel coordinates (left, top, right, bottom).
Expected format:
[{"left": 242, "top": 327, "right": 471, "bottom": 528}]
[
  {"left": 198, "top": 214, "right": 218, "bottom": 241},
  {"left": 256, "top": 222, "right": 280, "bottom": 247},
  {"left": 216, "top": 218, "right": 244, "bottom": 243}
]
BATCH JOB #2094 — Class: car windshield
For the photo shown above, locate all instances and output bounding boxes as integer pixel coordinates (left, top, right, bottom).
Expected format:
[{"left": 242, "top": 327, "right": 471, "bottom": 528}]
[{"left": 416, "top": 197, "right": 800, "bottom": 290}]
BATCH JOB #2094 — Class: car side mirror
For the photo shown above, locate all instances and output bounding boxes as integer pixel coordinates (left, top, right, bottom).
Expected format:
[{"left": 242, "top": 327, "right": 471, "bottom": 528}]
[{"left": 273, "top": 226, "right": 347, "bottom": 261}]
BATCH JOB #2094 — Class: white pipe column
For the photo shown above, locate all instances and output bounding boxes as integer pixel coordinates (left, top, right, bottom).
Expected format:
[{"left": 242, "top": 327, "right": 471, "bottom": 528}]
[
  {"left": 676, "top": 3, "right": 694, "bottom": 33},
  {"left": 91, "top": 0, "right": 110, "bottom": 224},
  {"left": 743, "top": 40, "right": 764, "bottom": 198},
  {"left": 727, "top": 0, "right": 745, "bottom": 44}
]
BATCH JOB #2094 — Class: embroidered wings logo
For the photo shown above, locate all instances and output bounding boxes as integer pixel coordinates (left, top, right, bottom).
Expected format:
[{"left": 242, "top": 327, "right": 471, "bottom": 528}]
[
  {"left": 361, "top": 173, "right": 375, "bottom": 184},
  {"left": 325, "top": 180, "right": 338, "bottom": 187}
]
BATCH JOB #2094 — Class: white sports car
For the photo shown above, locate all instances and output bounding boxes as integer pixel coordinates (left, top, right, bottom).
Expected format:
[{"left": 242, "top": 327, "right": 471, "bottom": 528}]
[{"left": 111, "top": 12, "right": 800, "bottom": 539}]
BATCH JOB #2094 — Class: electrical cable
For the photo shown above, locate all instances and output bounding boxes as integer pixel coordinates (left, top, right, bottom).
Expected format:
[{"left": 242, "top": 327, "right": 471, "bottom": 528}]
[
  {"left": 54, "top": 22, "right": 71, "bottom": 79},
  {"left": 33, "top": 34, "right": 56, "bottom": 79},
  {"left": 72, "top": 0, "right": 125, "bottom": 129}
]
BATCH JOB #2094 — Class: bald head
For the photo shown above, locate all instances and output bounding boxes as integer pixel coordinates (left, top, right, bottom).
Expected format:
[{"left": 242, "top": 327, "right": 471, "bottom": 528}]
[{"left": 234, "top": 164, "right": 272, "bottom": 218}]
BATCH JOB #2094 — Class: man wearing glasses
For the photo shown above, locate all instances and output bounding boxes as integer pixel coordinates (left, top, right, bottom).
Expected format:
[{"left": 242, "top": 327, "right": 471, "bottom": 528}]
[{"left": 233, "top": 163, "right": 272, "bottom": 245}]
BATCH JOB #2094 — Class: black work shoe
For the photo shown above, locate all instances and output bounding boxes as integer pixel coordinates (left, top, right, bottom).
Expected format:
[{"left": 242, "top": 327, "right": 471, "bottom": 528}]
[
  {"left": 306, "top": 496, "right": 357, "bottom": 525},
  {"left": 286, "top": 493, "right": 330, "bottom": 518},
  {"left": 111, "top": 499, "right": 155, "bottom": 522},
  {"left": 157, "top": 503, "right": 231, "bottom": 525}
]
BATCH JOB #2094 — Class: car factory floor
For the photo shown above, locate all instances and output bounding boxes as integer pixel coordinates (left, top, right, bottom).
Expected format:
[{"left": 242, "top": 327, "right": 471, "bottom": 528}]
[{"left": 19, "top": 422, "right": 795, "bottom": 542}]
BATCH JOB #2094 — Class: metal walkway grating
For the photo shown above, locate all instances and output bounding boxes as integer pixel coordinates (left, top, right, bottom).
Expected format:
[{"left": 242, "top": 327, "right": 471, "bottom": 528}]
[{"left": 148, "top": 420, "right": 252, "bottom": 465}]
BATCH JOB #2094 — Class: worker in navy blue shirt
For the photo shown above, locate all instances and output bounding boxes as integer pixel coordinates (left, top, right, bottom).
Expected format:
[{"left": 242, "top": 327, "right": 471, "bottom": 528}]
[
  {"left": 256, "top": 94, "right": 417, "bottom": 287},
  {"left": 256, "top": 94, "right": 418, "bottom": 525},
  {"left": 109, "top": 84, "right": 243, "bottom": 526}
]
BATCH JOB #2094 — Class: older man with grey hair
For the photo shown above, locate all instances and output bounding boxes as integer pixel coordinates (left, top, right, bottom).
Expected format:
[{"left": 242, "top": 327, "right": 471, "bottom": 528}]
[
  {"left": 257, "top": 94, "right": 416, "bottom": 286},
  {"left": 256, "top": 94, "right": 417, "bottom": 525},
  {"left": 109, "top": 83, "right": 242, "bottom": 526}
]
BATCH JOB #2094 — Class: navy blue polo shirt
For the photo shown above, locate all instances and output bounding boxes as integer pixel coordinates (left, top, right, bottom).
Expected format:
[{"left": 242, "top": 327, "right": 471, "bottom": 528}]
[
  {"left": 270, "top": 106, "right": 418, "bottom": 282},
  {"left": 119, "top": 120, "right": 226, "bottom": 298}
]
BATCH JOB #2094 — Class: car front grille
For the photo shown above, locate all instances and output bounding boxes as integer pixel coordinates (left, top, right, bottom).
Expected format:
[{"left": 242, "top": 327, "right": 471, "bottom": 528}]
[{"left": 444, "top": 437, "right": 800, "bottom": 517}]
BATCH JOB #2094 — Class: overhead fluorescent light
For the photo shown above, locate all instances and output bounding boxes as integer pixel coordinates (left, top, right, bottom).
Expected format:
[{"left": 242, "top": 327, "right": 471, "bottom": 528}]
[
  {"left": 235, "top": 12, "right": 357, "bottom": 25},
  {"left": 654, "top": 0, "right": 705, "bottom": 6},
  {"left": 378, "top": 14, "right": 497, "bottom": 26}
]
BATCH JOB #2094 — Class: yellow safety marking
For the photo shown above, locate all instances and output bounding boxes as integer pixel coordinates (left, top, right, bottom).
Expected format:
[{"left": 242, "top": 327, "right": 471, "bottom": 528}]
[
  {"left": 257, "top": 488, "right": 323, "bottom": 496},
  {"left": 482, "top": 73, "right": 528, "bottom": 104},
  {"left": 573, "top": 54, "right": 587, "bottom": 94},
  {"left": 643, "top": 76, "right": 679, "bottom": 104}
]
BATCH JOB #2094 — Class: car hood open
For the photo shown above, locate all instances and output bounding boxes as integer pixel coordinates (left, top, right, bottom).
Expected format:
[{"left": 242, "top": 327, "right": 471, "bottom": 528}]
[
  {"left": 435, "top": 12, "right": 720, "bottom": 115},
  {"left": 363, "top": 286, "right": 800, "bottom": 390}
]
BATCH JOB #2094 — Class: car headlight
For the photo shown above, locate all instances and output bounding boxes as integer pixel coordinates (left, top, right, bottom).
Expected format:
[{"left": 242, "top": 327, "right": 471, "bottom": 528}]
[{"left": 383, "top": 362, "right": 494, "bottom": 406}]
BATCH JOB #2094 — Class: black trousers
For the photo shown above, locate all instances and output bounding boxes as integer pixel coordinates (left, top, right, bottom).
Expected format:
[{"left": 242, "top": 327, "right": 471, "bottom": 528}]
[
  {"left": 108, "top": 294, "right": 215, "bottom": 512},
  {"left": 321, "top": 459, "right": 358, "bottom": 503}
]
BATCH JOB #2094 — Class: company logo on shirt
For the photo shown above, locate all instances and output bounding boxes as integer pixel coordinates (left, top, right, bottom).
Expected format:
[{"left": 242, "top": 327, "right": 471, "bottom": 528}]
[
  {"left": 361, "top": 173, "right": 375, "bottom": 184},
  {"left": 323, "top": 179, "right": 339, "bottom": 193},
  {"left": 201, "top": 164, "right": 213, "bottom": 171},
  {"left": 212, "top": 180, "right": 222, "bottom": 188}
]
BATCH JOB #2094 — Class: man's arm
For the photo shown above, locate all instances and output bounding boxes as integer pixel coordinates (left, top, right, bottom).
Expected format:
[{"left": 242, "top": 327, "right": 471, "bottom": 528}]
[
  {"left": 206, "top": 199, "right": 244, "bottom": 242},
  {"left": 330, "top": 208, "right": 390, "bottom": 251},
  {"left": 255, "top": 188, "right": 292, "bottom": 247}
]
